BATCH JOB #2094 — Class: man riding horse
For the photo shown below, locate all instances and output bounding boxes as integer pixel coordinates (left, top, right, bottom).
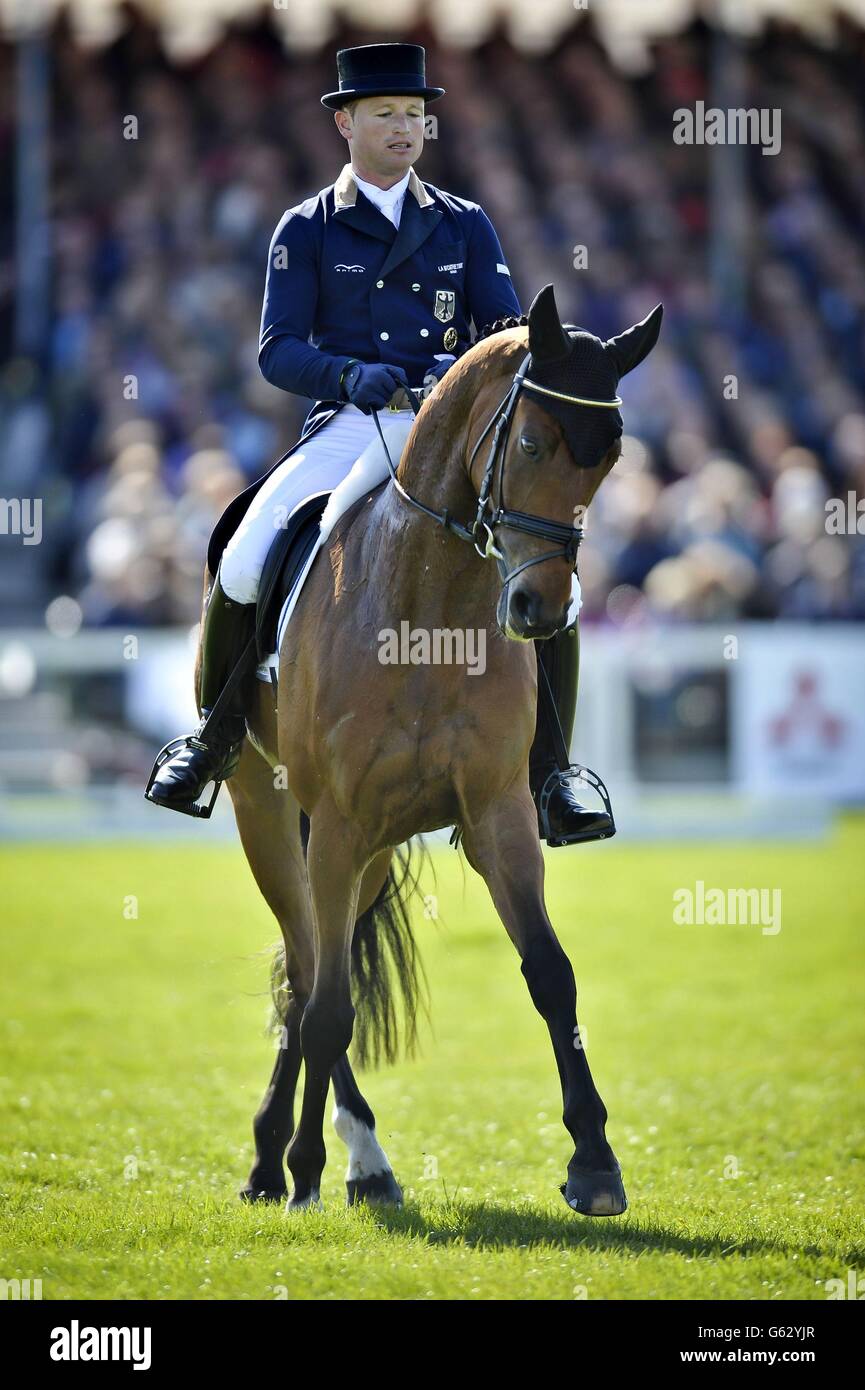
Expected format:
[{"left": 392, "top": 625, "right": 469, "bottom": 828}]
[{"left": 145, "top": 42, "right": 613, "bottom": 846}]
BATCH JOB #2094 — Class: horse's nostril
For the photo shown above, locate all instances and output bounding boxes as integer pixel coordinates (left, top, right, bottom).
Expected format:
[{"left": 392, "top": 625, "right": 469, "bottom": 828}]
[{"left": 510, "top": 589, "right": 534, "bottom": 626}]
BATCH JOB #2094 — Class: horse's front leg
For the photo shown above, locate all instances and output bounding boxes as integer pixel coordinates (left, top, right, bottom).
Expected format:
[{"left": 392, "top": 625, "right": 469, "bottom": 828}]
[
  {"left": 241, "top": 992, "right": 304, "bottom": 1202},
  {"left": 284, "top": 802, "right": 365, "bottom": 1210},
  {"left": 462, "top": 785, "right": 626, "bottom": 1216}
]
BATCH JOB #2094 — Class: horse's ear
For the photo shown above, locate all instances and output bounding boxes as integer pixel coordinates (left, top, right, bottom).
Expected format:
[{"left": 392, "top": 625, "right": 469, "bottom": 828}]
[
  {"left": 528, "top": 284, "right": 570, "bottom": 363},
  {"left": 605, "top": 304, "right": 663, "bottom": 377}
]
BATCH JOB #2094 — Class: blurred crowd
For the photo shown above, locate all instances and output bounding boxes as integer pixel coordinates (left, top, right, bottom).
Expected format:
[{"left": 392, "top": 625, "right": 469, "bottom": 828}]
[{"left": 1, "top": 14, "right": 865, "bottom": 626}]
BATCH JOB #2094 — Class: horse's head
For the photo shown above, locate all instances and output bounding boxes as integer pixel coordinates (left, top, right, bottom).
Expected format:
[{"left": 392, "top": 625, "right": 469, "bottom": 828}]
[{"left": 470, "top": 284, "right": 662, "bottom": 640}]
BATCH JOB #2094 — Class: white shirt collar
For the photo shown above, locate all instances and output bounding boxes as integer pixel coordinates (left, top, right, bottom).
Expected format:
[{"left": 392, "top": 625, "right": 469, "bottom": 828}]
[{"left": 352, "top": 168, "right": 411, "bottom": 227}]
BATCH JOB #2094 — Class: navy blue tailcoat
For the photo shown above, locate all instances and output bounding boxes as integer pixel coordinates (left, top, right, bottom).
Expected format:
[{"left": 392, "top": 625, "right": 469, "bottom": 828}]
[{"left": 208, "top": 163, "right": 520, "bottom": 573}]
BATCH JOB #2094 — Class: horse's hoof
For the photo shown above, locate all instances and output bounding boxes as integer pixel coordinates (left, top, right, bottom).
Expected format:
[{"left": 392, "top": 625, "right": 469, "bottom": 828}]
[
  {"left": 239, "top": 1184, "right": 287, "bottom": 1204},
  {"left": 561, "top": 1166, "right": 627, "bottom": 1217},
  {"left": 286, "top": 1188, "right": 323, "bottom": 1212},
  {"left": 346, "top": 1170, "right": 403, "bottom": 1207}
]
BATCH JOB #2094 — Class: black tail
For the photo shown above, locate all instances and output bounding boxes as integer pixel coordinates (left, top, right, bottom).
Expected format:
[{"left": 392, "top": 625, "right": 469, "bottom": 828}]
[{"left": 271, "top": 820, "right": 431, "bottom": 1069}]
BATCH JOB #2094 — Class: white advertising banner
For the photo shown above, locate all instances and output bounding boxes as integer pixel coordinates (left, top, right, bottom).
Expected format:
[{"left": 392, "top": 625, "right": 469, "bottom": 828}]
[{"left": 733, "top": 626, "right": 865, "bottom": 800}]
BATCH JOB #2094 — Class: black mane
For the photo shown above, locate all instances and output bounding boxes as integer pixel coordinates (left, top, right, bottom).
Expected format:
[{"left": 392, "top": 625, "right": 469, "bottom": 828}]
[
  {"left": 473, "top": 314, "right": 529, "bottom": 342},
  {"left": 474, "top": 314, "right": 585, "bottom": 345}
]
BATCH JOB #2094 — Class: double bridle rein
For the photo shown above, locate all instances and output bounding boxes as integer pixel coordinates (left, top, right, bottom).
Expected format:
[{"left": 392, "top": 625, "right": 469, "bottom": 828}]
[{"left": 373, "top": 351, "right": 622, "bottom": 586}]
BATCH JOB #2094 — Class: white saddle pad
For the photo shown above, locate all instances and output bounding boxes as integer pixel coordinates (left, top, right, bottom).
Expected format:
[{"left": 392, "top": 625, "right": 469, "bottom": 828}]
[{"left": 254, "top": 440, "right": 398, "bottom": 684}]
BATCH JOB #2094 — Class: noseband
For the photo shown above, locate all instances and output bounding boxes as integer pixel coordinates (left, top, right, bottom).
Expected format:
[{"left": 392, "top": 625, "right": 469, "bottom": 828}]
[{"left": 373, "top": 351, "right": 622, "bottom": 586}]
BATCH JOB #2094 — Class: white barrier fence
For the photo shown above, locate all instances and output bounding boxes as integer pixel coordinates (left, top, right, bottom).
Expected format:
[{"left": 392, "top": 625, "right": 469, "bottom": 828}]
[
  {"left": 578, "top": 624, "right": 865, "bottom": 802},
  {"left": 0, "top": 623, "right": 862, "bottom": 839}
]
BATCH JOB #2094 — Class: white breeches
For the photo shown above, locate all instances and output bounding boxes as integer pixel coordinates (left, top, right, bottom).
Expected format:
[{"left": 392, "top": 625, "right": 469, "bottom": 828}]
[{"left": 220, "top": 404, "right": 416, "bottom": 604}]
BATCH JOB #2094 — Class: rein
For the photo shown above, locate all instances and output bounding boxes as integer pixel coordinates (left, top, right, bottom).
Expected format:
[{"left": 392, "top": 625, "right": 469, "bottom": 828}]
[{"left": 372, "top": 351, "right": 620, "bottom": 586}]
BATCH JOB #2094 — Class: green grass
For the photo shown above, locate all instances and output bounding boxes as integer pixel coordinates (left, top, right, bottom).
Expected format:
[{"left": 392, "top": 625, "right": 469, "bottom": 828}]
[{"left": 1, "top": 820, "right": 864, "bottom": 1301}]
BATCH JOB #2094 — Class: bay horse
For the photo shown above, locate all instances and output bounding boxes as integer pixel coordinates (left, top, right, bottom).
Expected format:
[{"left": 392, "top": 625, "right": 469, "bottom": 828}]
[{"left": 214, "top": 284, "right": 662, "bottom": 1215}]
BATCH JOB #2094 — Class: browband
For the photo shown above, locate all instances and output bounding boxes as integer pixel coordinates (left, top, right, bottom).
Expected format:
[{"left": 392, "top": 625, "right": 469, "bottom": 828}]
[{"left": 521, "top": 377, "right": 622, "bottom": 408}]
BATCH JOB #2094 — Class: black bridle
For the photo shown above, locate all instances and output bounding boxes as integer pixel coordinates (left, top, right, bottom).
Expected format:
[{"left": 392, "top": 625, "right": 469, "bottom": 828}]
[{"left": 372, "top": 351, "right": 622, "bottom": 586}]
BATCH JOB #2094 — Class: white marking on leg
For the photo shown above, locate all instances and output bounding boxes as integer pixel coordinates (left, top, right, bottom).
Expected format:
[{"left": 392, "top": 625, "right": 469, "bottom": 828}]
[{"left": 332, "top": 1104, "right": 391, "bottom": 1181}]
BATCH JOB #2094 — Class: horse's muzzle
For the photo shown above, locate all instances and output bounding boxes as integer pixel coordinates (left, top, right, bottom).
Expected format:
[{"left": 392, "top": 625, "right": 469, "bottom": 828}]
[{"left": 501, "top": 585, "right": 569, "bottom": 641}]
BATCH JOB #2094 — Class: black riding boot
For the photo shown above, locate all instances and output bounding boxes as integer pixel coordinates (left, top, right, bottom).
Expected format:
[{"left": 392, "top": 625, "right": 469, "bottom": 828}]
[
  {"left": 145, "top": 569, "right": 256, "bottom": 816},
  {"left": 529, "top": 621, "right": 615, "bottom": 846}
]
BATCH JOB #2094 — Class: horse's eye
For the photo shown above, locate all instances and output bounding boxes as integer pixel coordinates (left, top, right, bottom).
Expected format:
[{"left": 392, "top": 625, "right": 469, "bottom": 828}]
[{"left": 520, "top": 436, "right": 538, "bottom": 456}]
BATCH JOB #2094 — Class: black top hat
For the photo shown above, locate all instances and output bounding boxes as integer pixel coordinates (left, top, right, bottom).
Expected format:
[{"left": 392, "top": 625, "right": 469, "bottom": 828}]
[{"left": 321, "top": 43, "right": 445, "bottom": 110}]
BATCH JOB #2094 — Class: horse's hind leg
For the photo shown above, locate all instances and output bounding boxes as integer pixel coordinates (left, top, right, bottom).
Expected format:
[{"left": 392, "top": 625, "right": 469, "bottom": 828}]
[
  {"left": 332, "top": 1055, "right": 403, "bottom": 1207},
  {"left": 462, "top": 785, "right": 626, "bottom": 1217},
  {"left": 330, "top": 846, "right": 404, "bottom": 1206},
  {"left": 300, "top": 825, "right": 402, "bottom": 1207}
]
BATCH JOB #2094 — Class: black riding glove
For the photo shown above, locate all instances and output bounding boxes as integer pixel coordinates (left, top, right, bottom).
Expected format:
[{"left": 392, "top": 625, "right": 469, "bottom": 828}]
[
  {"left": 421, "top": 354, "right": 457, "bottom": 397},
  {"left": 341, "top": 361, "right": 410, "bottom": 414}
]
